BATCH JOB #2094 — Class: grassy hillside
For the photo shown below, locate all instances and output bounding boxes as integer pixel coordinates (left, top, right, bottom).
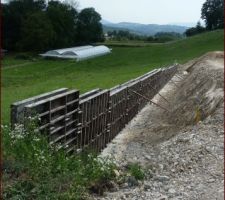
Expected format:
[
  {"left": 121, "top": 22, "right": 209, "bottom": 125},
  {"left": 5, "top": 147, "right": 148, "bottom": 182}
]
[{"left": 2, "top": 30, "right": 224, "bottom": 122}]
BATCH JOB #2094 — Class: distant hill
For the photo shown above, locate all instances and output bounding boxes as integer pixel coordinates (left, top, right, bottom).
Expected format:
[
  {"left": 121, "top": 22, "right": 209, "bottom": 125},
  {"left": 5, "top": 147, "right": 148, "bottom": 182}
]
[
  {"left": 102, "top": 20, "right": 189, "bottom": 36},
  {"left": 169, "top": 22, "right": 197, "bottom": 27}
]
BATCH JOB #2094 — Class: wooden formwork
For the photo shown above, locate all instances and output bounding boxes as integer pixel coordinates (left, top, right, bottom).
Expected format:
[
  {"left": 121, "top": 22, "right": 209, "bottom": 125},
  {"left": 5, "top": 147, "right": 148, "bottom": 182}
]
[
  {"left": 141, "top": 71, "right": 158, "bottom": 96},
  {"left": 142, "top": 70, "right": 162, "bottom": 99},
  {"left": 108, "top": 85, "right": 128, "bottom": 141},
  {"left": 78, "top": 90, "right": 109, "bottom": 152},
  {"left": 11, "top": 88, "right": 69, "bottom": 126},
  {"left": 10, "top": 65, "right": 178, "bottom": 154},
  {"left": 161, "top": 68, "right": 171, "bottom": 86},
  {"left": 153, "top": 70, "right": 163, "bottom": 91},
  {"left": 79, "top": 88, "right": 102, "bottom": 100},
  {"left": 138, "top": 69, "right": 161, "bottom": 109},
  {"left": 126, "top": 80, "right": 142, "bottom": 122},
  {"left": 24, "top": 90, "right": 79, "bottom": 154},
  {"left": 163, "top": 65, "right": 177, "bottom": 90}
]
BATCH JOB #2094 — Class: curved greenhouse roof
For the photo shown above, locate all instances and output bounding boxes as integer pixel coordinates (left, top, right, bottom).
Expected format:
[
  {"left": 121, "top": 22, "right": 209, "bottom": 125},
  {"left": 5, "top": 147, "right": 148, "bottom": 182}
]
[
  {"left": 61, "top": 45, "right": 111, "bottom": 61},
  {"left": 40, "top": 45, "right": 111, "bottom": 61},
  {"left": 45, "top": 45, "right": 93, "bottom": 56}
]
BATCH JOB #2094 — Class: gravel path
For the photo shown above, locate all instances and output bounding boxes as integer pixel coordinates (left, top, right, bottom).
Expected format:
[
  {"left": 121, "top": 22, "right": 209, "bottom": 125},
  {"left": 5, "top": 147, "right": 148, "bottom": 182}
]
[{"left": 93, "top": 51, "right": 224, "bottom": 200}]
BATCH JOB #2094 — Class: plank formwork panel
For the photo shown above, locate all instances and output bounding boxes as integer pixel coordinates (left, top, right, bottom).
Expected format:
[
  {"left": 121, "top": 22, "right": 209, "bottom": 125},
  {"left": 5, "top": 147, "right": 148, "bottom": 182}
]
[
  {"left": 78, "top": 90, "right": 109, "bottom": 152},
  {"left": 11, "top": 88, "right": 69, "bottom": 126},
  {"left": 126, "top": 80, "right": 142, "bottom": 122},
  {"left": 108, "top": 85, "right": 128, "bottom": 141},
  {"left": 24, "top": 90, "right": 79, "bottom": 154},
  {"left": 10, "top": 65, "right": 177, "bottom": 154}
]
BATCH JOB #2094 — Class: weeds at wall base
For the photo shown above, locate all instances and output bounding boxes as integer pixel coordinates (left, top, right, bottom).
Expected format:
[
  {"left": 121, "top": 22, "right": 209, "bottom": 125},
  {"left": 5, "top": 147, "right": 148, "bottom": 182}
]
[
  {"left": 3, "top": 117, "right": 147, "bottom": 199},
  {"left": 2, "top": 122, "right": 119, "bottom": 199}
]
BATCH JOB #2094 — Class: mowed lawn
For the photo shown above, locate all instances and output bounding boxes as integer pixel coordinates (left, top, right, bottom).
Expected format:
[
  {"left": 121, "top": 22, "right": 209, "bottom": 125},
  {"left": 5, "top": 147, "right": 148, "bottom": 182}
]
[{"left": 2, "top": 30, "right": 224, "bottom": 123}]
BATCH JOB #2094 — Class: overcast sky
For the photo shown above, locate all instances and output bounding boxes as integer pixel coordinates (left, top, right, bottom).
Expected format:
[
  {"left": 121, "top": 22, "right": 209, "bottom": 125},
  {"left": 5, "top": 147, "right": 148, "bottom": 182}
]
[{"left": 76, "top": 0, "right": 205, "bottom": 25}]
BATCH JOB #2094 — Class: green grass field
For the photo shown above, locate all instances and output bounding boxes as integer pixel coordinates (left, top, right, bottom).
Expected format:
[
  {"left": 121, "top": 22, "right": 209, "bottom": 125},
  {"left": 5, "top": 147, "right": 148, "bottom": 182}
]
[{"left": 2, "top": 30, "right": 224, "bottom": 123}]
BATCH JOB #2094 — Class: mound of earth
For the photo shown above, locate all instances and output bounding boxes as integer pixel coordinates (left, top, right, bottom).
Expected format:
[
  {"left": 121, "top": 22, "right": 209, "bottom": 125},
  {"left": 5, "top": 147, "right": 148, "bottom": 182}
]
[
  {"left": 92, "top": 51, "right": 224, "bottom": 200},
  {"left": 167, "top": 51, "right": 224, "bottom": 126}
]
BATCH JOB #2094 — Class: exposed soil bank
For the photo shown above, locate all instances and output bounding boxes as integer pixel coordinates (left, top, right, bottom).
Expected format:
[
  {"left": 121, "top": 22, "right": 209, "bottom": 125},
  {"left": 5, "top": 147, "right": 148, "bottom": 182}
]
[{"left": 93, "top": 51, "right": 224, "bottom": 200}]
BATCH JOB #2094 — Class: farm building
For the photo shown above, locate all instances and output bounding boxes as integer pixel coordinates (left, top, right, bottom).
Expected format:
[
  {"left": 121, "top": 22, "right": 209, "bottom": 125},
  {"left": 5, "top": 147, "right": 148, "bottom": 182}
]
[{"left": 40, "top": 45, "right": 111, "bottom": 61}]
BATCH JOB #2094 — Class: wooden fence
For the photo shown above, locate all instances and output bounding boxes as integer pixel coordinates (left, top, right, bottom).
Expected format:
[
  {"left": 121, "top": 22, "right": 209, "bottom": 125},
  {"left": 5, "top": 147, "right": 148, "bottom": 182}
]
[{"left": 11, "top": 65, "right": 177, "bottom": 153}]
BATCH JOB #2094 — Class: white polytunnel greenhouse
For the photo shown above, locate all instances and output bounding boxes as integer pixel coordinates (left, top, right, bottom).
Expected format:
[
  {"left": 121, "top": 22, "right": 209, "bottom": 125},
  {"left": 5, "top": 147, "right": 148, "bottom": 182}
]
[{"left": 40, "top": 45, "right": 111, "bottom": 61}]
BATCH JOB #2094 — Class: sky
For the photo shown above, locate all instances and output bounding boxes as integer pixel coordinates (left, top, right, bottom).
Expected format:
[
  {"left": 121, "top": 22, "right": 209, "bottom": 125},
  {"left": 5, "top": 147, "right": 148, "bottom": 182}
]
[{"left": 76, "top": 0, "right": 206, "bottom": 25}]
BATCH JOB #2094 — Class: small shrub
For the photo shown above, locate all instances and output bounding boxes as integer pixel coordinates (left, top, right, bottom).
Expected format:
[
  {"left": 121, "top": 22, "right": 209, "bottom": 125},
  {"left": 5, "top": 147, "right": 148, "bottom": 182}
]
[{"left": 127, "top": 163, "right": 145, "bottom": 180}]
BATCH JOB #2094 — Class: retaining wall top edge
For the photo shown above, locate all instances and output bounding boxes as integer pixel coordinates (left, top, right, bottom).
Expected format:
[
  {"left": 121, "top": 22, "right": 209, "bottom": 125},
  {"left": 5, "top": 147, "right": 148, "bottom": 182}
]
[
  {"left": 79, "top": 88, "right": 102, "bottom": 100},
  {"left": 25, "top": 89, "right": 79, "bottom": 108},
  {"left": 110, "top": 85, "right": 128, "bottom": 95},
  {"left": 11, "top": 88, "right": 69, "bottom": 106},
  {"left": 79, "top": 89, "right": 109, "bottom": 104}
]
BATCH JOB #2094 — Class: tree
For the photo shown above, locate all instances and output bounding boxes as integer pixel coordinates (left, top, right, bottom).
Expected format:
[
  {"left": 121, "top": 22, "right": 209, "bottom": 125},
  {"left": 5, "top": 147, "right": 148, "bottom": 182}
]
[
  {"left": 2, "top": 0, "right": 104, "bottom": 51},
  {"left": 2, "top": 0, "right": 46, "bottom": 50},
  {"left": 155, "top": 32, "right": 182, "bottom": 40},
  {"left": 185, "top": 27, "right": 198, "bottom": 37},
  {"left": 185, "top": 21, "right": 205, "bottom": 37},
  {"left": 63, "top": 0, "right": 78, "bottom": 9},
  {"left": 46, "top": 1, "right": 78, "bottom": 48},
  {"left": 195, "top": 21, "right": 205, "bottom": 33},
  {"left": 201, "top": 0, "right": 224, "bottom": 30},
  {"left": 19, "top": 12, "right": 55, "bottom": 51},
  {"left": 76, "top": 8, "right": 104, "bottom": 43},
  {"left": 146, "top": 36, "right": 154, "bottom": 42}
]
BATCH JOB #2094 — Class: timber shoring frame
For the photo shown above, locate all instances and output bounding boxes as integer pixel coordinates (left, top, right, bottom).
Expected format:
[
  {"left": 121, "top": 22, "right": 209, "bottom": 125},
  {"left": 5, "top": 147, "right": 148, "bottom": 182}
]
[{"left": 11, "top": 65, "right": 177, "bottom": 153}]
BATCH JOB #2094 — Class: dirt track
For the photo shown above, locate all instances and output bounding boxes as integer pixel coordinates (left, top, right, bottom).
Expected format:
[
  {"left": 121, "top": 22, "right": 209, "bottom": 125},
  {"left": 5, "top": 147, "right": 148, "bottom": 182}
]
[{"left": 94, "top": 51, "right": 224, "bottom": 200}]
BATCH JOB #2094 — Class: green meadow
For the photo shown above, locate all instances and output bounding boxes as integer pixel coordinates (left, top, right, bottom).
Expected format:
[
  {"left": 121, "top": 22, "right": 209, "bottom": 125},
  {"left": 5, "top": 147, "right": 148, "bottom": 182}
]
[{"left": 2, "top": 30, "right": 224, "bottom": 123}]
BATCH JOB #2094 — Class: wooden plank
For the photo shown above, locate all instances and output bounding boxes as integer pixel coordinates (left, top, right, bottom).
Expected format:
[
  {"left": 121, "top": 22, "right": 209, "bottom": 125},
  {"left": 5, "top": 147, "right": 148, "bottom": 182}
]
[
  {"left": 23, "top": 90, "right": 79, "bottom": 149},
  {"left": 11, "top": 88, "right": 68, "bottom": 125}
]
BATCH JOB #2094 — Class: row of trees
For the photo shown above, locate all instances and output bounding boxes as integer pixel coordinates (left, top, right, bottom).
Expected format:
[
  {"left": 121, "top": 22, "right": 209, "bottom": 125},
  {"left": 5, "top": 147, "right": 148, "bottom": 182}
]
[
  {"left": 107, "top": 30, "right": 147, "bottom": 41},
  {"left": 2, "top": 0, "right": 104, "bottom": 51},
  {"left": 185, "top": 22, "right": 206, "bottom": 37},
  {"left": 107, "top": 30, "right": 183, "bottom": 43},
  {"left": 151, "top": 32, "right": 183, "bottom": 42},
  {"left": 185, "top": 0, "right": 223, "bottom": 37}
]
